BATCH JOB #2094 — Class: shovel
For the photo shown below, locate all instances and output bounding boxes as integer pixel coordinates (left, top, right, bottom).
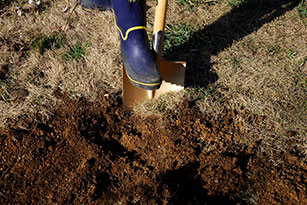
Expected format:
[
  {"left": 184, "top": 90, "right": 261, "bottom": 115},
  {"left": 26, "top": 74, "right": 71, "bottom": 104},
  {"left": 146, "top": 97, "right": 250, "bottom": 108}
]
[{"left": 122, "top": 0, "right": 186, "bottom": 110}]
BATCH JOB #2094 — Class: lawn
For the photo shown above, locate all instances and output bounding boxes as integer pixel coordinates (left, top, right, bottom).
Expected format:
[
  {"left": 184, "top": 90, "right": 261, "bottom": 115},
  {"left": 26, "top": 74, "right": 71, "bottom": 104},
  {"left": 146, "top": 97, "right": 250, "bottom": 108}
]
[{"left": 0, "top": 0, "right": 306, "bottom": 203}]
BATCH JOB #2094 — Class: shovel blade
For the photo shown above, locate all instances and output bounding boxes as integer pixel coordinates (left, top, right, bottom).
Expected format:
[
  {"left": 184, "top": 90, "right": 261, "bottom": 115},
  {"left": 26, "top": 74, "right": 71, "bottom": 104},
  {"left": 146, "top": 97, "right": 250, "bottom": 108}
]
[{"left": 123, "top": 60, "right": 186, "bottom": 110}]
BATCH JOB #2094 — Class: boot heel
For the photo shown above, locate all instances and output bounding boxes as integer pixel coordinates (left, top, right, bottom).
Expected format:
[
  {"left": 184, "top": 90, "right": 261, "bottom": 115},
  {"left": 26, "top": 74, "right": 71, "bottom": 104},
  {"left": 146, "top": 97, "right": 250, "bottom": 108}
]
[{"left": 78, "top": 0, "right": 112, "bottom": 11}]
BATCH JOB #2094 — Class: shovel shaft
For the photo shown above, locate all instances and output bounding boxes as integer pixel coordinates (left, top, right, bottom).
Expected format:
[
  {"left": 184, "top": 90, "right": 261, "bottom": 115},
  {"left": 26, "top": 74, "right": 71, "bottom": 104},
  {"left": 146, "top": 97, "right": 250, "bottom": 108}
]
[
  {"left": 152, "top": 0, "right": 168, "bottom": 64},
  {"left": 153, "top": 0, "right": 168, "bottom": 34}
]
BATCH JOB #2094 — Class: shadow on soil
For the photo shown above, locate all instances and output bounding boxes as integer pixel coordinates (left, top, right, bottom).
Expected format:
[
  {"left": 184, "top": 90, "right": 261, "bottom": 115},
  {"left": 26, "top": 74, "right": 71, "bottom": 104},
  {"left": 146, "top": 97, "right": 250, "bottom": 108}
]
[
  {"left": 164, "top": 0, "right": 300, "bottom": 88},
  {"left": 159, "top": 162, "right": 239, "bottom": 204}
]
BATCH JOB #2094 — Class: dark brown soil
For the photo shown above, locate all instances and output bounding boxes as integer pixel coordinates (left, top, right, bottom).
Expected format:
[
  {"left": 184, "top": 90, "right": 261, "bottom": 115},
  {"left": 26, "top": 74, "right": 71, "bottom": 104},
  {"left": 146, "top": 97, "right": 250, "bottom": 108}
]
[{"left": 0, "top": 91, "right": 306, "bottom": 204}]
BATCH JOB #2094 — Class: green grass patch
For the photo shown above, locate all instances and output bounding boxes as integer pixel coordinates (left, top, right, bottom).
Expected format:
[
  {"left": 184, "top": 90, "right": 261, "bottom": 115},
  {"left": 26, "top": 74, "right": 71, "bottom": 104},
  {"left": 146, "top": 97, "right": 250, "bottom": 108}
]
[
  {"left": 185, "top": 86, "right": 220, "bottom": 101},
  {"left": 152, "top": 98, "right": 169, "bottom": 114},
  {"left": 0, "top": 80, "right": 10, "bottom": 101},
  {"left": 230, "top": 57, "right": 241, "bottom": 69},
  {"left": 297, "top": 1, "right": 307, "bottom": 19},
  {"left": 62, "top": 42, "right": 90, "bottom": 62},
  {"left": 32, "top": 33, "right": 63, "bottom": 54},
  {"left": 227, "top": 0, "right": 247, "bottom": 9},
  {"left": 163, "top": 23, "right": 203, "bottom": 59},
  {"left": 164, "top": 23, "right": 193, "bottom": 52},
  {"left": 163, "top": 22, "right": 217, "bottom": 60},
  {"left": 176, "top": 0, "right": 217, "bottom": 11},
  {"left": 266, "top": 44, "right": 282, "bottom": 56},
  {"left": 295, "top": 78, "right": 307, "bottom": 89},
  {"left": 287, "top": 49, "right": 297, "bottom": 58}
]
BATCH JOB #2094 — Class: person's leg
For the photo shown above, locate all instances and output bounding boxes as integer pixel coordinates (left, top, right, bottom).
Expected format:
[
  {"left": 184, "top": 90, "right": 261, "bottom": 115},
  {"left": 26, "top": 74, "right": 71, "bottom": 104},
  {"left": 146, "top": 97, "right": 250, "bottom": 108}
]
[
  {"left": 78, "top": 0, "right": 112, "bottom": 10},
  {"left": 112, "top": 0, "right": 162, "bottom": 90},
  {"left": 79, "top": 0, "right": 162, "bottom": 90}
]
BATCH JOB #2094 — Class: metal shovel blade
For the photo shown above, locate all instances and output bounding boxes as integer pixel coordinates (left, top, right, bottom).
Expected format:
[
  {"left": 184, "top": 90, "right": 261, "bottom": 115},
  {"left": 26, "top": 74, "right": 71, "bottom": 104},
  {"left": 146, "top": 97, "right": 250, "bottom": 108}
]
[{"left": 123, "top": 59, "right": 186, "bottom": 111}]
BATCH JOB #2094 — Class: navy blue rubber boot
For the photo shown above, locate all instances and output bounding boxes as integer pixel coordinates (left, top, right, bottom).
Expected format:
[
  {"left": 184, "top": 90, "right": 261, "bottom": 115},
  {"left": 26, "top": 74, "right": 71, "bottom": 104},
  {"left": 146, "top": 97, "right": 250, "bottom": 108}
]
[
  {"left": 112, "top": 0, "right": 162, "bottom": 90},
  {"left": 78, "top": 0, "right": 112, "bottom": 10}
]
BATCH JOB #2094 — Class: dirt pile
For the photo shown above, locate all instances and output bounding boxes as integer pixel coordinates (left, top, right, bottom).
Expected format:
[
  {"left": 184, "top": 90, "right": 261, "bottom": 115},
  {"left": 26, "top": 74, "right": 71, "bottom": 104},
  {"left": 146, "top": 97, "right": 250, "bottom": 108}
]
[{"left": 0, "top": 91, "right": 306, "bottom": 204}]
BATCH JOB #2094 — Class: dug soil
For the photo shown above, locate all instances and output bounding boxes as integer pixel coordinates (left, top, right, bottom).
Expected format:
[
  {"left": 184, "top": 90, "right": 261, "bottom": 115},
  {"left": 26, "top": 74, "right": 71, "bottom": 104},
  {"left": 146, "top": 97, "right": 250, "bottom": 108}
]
[{"left": 0, "top": 91, "right": 306, "bottom": 204}]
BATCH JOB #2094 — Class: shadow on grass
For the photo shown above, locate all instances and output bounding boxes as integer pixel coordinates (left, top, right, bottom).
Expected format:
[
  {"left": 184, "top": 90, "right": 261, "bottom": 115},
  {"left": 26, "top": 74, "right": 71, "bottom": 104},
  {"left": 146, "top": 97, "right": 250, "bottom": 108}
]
[
  {"left": 164, "top": 0, "right": 300, "bottom": 88},
  {"left": 0, "top": 0, "right": 18, "bottom": 11}
]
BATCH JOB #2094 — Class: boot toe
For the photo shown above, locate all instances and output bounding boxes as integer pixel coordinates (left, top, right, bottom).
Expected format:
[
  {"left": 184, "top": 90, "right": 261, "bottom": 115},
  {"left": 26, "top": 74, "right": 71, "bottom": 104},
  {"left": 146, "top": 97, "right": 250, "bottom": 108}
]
[{"left": 121, "top": 47, "right": 162, "bottom": 90}]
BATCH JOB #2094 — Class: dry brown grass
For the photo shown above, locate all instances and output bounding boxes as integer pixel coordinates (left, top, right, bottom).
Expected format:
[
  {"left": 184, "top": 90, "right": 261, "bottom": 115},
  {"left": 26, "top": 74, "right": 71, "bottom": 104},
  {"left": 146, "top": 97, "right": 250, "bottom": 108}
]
[
  {"left": 0, "top": 0, "right": 121, "bottom": 127},
  {"left": 211, "top": 6, "right": 307, "bottom": 159},
  {"left": 0, "top": 0, "right": 306, "bottom": 161}
]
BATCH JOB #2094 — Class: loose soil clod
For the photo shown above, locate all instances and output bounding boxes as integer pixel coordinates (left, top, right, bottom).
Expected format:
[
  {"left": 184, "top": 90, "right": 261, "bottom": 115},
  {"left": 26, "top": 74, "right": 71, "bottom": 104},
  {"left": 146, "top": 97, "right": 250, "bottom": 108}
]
[{"left": 0, "top": 91, "right": 306, "bottom": 204}]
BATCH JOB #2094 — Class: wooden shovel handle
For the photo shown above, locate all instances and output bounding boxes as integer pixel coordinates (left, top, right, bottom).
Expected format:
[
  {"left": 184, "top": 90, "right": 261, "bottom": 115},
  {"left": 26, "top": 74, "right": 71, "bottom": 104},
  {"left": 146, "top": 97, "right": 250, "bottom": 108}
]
[
  {"left": 153, "top": 0, "right": 168, "bottom": 34},
  {"left": 152, "top": 0, "right": 168, "bottom": 64}
]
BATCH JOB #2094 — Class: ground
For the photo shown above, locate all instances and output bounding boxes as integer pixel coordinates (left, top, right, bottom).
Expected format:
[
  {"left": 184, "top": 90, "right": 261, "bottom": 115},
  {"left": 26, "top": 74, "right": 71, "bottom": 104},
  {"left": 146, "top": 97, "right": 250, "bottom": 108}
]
[
  {"left": 1, "top": 91, "right": 306, "bottom": 204},
  {"left": 0, "top": 0, "right": 306, "bottom": 204}
]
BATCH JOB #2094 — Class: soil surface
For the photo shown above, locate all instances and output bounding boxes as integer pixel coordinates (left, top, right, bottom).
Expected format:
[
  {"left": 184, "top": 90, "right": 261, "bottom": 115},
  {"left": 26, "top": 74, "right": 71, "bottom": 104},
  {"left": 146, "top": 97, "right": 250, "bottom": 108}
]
[{"left": 0, "top": 91, "right": 306, "bottom": 204}]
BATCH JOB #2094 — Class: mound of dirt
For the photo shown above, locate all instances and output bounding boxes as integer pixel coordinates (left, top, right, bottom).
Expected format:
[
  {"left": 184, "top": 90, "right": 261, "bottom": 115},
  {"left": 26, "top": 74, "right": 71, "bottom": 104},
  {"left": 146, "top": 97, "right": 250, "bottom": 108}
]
[{"left": 0, "top": 91, "right": 306, "bottom": 204}]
